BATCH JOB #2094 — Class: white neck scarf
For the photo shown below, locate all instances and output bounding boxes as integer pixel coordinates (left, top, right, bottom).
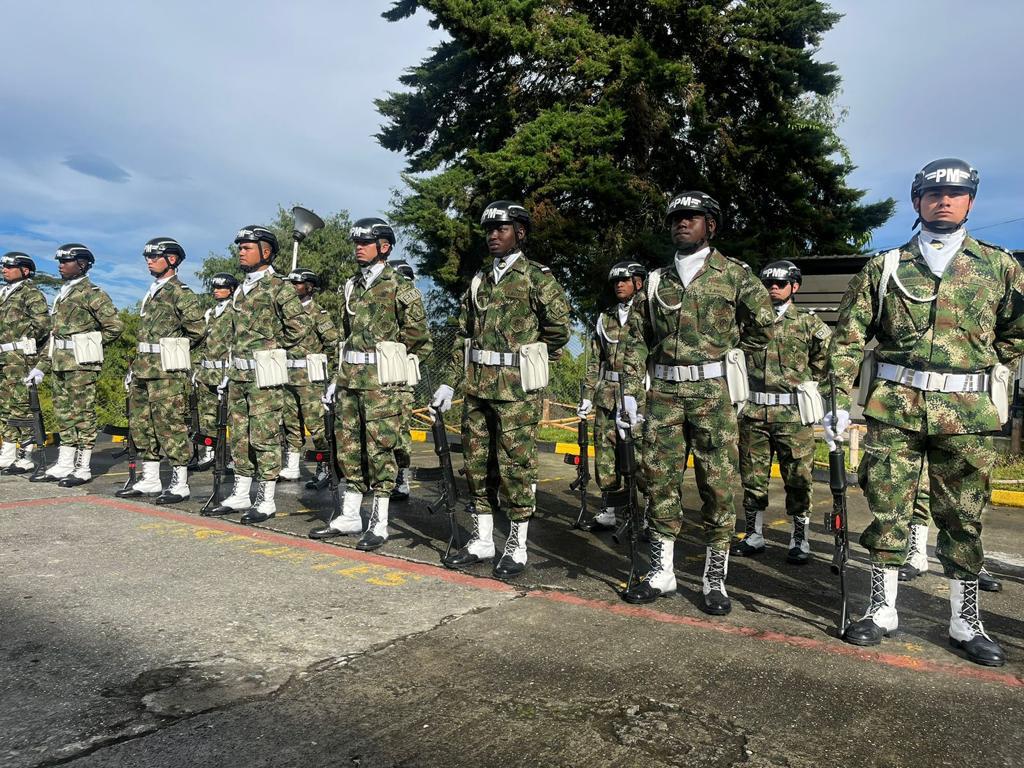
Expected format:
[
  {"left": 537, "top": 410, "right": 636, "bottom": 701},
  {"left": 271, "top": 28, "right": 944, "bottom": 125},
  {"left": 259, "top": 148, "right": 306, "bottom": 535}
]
[
  {"left": 360, "top": 261, "right": 385, "bottom": 288},
  {"left": 241, "top": 266, "right": 273, "bottom": 295},
  {"left": 918, "top": 227, "right": 967, "bottom": 277},
  {"left": 493, "top": 250, "right": 522, "bottom": 284},
  {"left": 214, "top": 298, "right": 230, "bottom": 318},
  {"left": 775, "top": 300, "right": 791, "bottom": 319},
  {"left": 674, "top": 247, "right": 710, "bottom": 288},
  {"left": 617, "top": 297, "right": 634, "bottom": 326}
]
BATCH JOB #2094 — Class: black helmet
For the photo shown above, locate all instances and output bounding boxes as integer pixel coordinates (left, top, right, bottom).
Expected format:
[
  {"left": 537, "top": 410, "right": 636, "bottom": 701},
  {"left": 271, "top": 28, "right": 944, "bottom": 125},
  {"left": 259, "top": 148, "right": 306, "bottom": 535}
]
[
  {"left": 760, "top": 260, "right": 802, "bottom": 285},
  {"left": 143, "top": 237, "right": 186, "bottom": 264},
  {"left": 350, "top": 217, "right": 396, "bottom": 245},
  {"left": 54, "top": 243, "right": 95, "bottom": 268},
  {"left": 234, "top": 225, "right": 280, "bottom": 257},
  {"left": 389, "top": 259, "right": 415, "bottom": 280},
  {"left": 480, "top": 200, "right": 530, "bottom": 231},
  {"left": 608, "top": 260, "right": 647, "bottom": 281},
  {"left": 1, "top": 251, "right": 36, "bottom": 275},
  {"left": 286, "top": 269, "right": 320, "bottom": 289},
  {"left": 210, "top": 272, "right": 240, "bottom": 291},
  {"left": 911, "top": 158, "right": 979, "bottom": 200},
  {"left": 665, "top": 191, "right": 722, "bottom": 229}
]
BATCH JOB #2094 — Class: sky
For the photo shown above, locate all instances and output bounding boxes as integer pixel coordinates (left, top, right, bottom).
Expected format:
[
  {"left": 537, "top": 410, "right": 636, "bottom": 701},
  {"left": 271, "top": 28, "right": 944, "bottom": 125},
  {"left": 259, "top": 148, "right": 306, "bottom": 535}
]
[{"left": 1, "top": 0, "right": 1021, "bottom": 306}]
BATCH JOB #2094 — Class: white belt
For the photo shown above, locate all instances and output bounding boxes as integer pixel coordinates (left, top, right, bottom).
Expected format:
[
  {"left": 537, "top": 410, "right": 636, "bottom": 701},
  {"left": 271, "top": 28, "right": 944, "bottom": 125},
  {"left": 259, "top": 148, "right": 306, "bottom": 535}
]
[
  {"left": 286, "top": 359, "right": 307, "bottom": 368},
  {"left": 653, "top": 360, "right": 724, "bottom": 382},
  {"left": 233, "top": 358, "right": 257, "bottom": 371},
  {"left": 137, "top": 342, "right": 161, "bottom": 353},
  {"left": 601, "top": 370, "right": 621, "bottom": 383},
  {"left": 344, "top": 350, "right": 377, "bottom": 365},
  {"left": 201, "top": 360, "right": 227, "bottom": 369},
  {"left": 470, "top": 348, "right": 519, "bottom": 367},
  {"left": 748, "top": 391, "right": 795, "bottom": 406},
  {"left": 0, "top": 340, "right": 33, "bottom": 353},
  {"left": 53, "top": 338, "right": 75, "bottom": 350},
  {"left": 876, "top": 362, "right": 989, "bottom": 393}
]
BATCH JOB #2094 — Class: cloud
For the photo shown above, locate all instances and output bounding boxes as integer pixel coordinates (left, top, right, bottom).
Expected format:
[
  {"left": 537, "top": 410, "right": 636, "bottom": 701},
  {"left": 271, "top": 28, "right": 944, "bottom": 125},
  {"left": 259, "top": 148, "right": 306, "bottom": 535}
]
[{"left": 62, "top": 153, "right": 131, "bottom": 183}]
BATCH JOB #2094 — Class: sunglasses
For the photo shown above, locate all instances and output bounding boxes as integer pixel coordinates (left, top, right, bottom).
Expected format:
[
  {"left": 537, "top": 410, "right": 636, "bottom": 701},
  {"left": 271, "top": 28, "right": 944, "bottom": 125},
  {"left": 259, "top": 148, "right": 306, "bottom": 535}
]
[{"left": 762, "top": 279, "right": 790, "bottom": 289}]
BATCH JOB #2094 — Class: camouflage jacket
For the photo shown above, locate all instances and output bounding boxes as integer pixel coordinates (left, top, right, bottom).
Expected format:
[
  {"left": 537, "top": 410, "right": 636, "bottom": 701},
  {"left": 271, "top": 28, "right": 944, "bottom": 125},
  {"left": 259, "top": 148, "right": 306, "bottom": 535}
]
[
  {"left": 131, "top": 277, "right": 207, "bottom": 380},
  {"left": 44, "top": 276, "right": 124, "bottom": 374},
  {"left": 743, "top": 303, "right": 830, "bottom": 423},
  {"left": 445, "top": 254, "right": 571, "bottom": 402},
  {"left": 337, "top": 264, "right": 432, "bottom": 392},
  {"left": 194, "top": 301, "right": 234, "bottom": 387},
  {"left": 289, "top": 297, "right": 341, "bottom": 385},
  {"left": 227, "top": 270, "right": 306, "bottom": 385},
  {"left": 641, "top": 249, "right": 775, "bottom": 398},
  {"left": 0, "top": 279, "right": 50, "bottom": 371},
  {"left": 583, "top": 298, "right": 648, "bottom": 411},
  {"left": 828, "top": 235, "right": 1024, "bottom": 434}
]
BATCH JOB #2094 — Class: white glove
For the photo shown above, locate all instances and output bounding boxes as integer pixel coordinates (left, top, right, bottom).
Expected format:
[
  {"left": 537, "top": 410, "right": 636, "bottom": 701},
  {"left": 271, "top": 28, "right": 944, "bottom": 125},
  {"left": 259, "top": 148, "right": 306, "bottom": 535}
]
[
  {"left": 321, "top": 381, "right": 337, "bottom": 407},
  {"left": 216, "top": 375, "right": 229, "bottom": 396},
  {"left": 123, "top": 371, "right": 133, "bottom": 390},
  {"left": 24, "top": 367, "right": 44, "bottom": 386},
  {"left": 615, "top": 395, "right": 643, "bottom": 431},
  {"left": 822, "top": 409, "right": 851, "bottom": 444},
  {"left": 576, "top": 398, "right": 593, "bottom": 419},
  {"left": 429, "top": 384, "right": 455, "bottom": 415}
]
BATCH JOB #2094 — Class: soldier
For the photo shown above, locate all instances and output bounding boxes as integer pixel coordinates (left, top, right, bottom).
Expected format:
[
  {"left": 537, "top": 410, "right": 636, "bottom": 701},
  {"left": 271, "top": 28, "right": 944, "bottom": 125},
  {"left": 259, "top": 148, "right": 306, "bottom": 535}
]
[
  {"left": 0, "top": 253, "right": 50, "bottom": 474},
  {"left": 208, "top": 226, "right": 306, "bottom": 523},
  {"left": 577, "top": 261, "right": 648, "bottom": 531},
  {"left": 191, "top": 273, "right": 238, "bottom": 471},
  {"left": 116, "top": 238, "right": 207, "bottom": 503},
  {"left": 279, "top": 269, "right": 340, "bottom": 487},
  {"left": 308, "top": 218, "right": 432, "bottom": 550},
  {"left": 430, "top": 201, "right": 571, "bottom": 578},
  {"left": 25, "top": 244, "right": 123, "bottom": 485},
  {"left": 623, "top": 191, "right": 775, "bottom": 613},
  {"left": 825, "top": 158, "right": 1023, "bottom": 666},
  {"left": 390, "top": 258, "right": 417, "bottom": 501},
  {"left": 733, "top": 260, "right": 830, "bottom": 563}
]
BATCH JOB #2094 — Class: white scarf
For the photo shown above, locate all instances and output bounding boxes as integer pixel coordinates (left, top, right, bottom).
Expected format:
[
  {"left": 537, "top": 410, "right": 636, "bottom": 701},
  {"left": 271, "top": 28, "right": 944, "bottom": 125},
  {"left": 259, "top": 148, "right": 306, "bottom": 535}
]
[
  {"left": 493, "top": 250, "right": 522, "bottom": 284},
  {"left": 241, "top": 266, "right": 274, "bottom": 296},
  {"left": 918, "top": 227, "right": 967, "bottom": 277},
  {"left": 213, "top": 298, "right": 230, "bottom": 318},
  {"left": 52, "top": 276, "right": 87, "bottom": 313},
  {"left": 140, "top": 275, "right": 174, "bottom": 316},
  {"left": 360, "top": 261, "right": 385, "bottom": 289},
  {"left": 674, "top": 246, "right": 710, "bottom": 288},
  {"left": 617, "top": 298, "right": 634, "bottom": 326},
  {"left": 0, "top": 280, "right": 25, "bottom": 303},
  {"left": 775, "top": 300, "right": 791, "bottom": 319}
]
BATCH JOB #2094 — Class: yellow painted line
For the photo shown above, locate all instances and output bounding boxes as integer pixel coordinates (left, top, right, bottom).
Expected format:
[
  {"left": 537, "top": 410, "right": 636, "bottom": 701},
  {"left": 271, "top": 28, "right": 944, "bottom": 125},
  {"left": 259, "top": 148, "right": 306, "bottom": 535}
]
[
  {"left": 991, "top": 489, "right": 1024, "bottom": 508},
  {"left": 410, "top": 429, "right": 427, "bottom": 442},
  {"left": 555, "top": 442, "right": 595, "bottom": 458}
]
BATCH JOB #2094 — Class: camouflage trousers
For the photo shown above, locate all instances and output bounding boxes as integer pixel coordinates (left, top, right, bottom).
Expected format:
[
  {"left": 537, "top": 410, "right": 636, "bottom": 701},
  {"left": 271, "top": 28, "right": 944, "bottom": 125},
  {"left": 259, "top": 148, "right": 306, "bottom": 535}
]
[
  {"left": 858, "top": 418, "right": 993, "bottom": 579},
  {"left": 739, "top": 418, "right": 815, "bottom": 518},
  {"left": 197, "top": 380, "right": 219, "bottom": 436},
  {"left": 394, "top": 390, "right": 414, "bottom": 470},
  {"left": 129, "top": 377, "right": 192, "bottom": 465},
  {"left": 594, "top": 401, "right": 644, "bottom": 503},
  {"left": 336, "top": 387, "right": 403, "bottom": 497},
  {"left": 0, "top": 361, "right": 32, "bottom": 445},
  {"left": 228, "top": 381, "right": 284, "bottom": 481},
  {"left": 462, "top": 394, "right": 540, "bottom": 523},
  {"left": 51, "top": 369, "right": 100, "bottom": 448},
  {"left": 642, "top": 388, "right": 739, "bottom": 550},
  {"left": 282, "top": 382, "right": 328, "bottom": 452}
]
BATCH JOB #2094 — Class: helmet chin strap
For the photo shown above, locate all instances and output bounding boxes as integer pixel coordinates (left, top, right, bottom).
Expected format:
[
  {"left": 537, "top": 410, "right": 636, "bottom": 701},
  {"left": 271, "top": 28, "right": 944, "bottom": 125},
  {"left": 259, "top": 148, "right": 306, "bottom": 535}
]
[{"left": 149, "top": 256, "right": 174, "bottom": 279}]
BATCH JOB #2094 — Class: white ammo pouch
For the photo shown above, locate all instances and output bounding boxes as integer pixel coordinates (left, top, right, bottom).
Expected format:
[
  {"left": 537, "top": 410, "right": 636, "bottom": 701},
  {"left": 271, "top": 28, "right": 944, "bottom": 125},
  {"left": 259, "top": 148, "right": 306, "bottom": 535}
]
[
  {"left": 406, "top": 353, "right": 422, "bottom": 387},
  {"left": 519, "top": 341, "right": 549, "bottom": 393},
  {"left": 159, "top": 337, "right": 191, "bottom": 372},
  {"left": 306, "top": 353, "right": 328, "bottom": 384},
  {"left": 254, "top": 349, "right": 288, "bottom": 388},
  {"left": 796, "top": 381, "right": 826, "bottom": 426},
  {"left": 724, "top": 349, "right": 749, "bottom": 406},
  {"left": 375, "top": 341, "right": 409, "bottom": 386},
  {"left": 856, "top": 349, "right": 876, "bottom": 407},
  {"left": 71, "top": 331, "right": 104, "bottom": 365},
  {"left": 990, "top": 364, "right": 1012, "bottom": 425}
]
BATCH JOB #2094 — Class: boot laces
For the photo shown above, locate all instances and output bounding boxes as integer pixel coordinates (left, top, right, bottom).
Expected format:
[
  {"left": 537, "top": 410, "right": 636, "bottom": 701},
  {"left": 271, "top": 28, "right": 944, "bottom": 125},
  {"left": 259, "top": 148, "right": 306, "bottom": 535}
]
[
  {"left": 470, "top": 514, "right": 482, "bottom": 541},
  {"left": 793, "top": 516, "right": 806, "bottom": 544},
  {"left": 643, "top": 536, "right": 665, "bottom": 583},
  {"left": 959, "top": 580, "right": 986, "bottom": 636},
  {"left": 254, "top": 482, "right": 266, "bottom": 505},
  {"left": 503, "top": 523, "right": 522, "bottom": 556},
  {"left": 866, "top": 566, "right": 888, "bottom": 616},
  {"left": 744, "top": 509, "right": 758, "bottom": 535},
  {"left": 367, "top": 499, "right": 381, "bottom": 531},
  {"left": 706, "top": 549, "right": 727, "bottom": 591}
]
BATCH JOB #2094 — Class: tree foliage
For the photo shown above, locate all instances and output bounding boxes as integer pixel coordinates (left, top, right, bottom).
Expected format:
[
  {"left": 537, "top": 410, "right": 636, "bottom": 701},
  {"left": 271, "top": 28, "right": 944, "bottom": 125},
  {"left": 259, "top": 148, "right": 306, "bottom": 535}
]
[{"left": 378, "top": 0, "right": 894, "bottom": 319}]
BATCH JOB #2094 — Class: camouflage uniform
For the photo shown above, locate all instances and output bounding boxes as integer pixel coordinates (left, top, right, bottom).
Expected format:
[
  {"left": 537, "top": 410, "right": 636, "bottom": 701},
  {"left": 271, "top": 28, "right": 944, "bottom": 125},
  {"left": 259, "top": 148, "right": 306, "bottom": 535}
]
[
  {"left": 283, "top": 297, "right": 340, "bottom": 455},
  {"left": 445, "top": 256, "right": 571, "bottom": 522},
  {"left": 739, "top": 304, "right": 830, "bottom": 525},
  {"left": 128, "top": 277, "right": 206, "bottom": 465},
  {"left": 335, "top": 264, "right": 431, "bottom": 497},
  {"left": 41, "top": 277, "right": 123, "bottom": 448},
  {"left": 640, "top": 251, "right": 775, "bottom": 547},
  {"left": 227, "top": 270, "right": 306, "bottom": 481},
  {"left": 194, "top": 301, "right": 234, "bottom": 440},
  {"left": 0, "top": 279, "right": 49, "bottom": 451},
  {"left": 828, "top": 236, "right": 1024, "bottom": 579}
]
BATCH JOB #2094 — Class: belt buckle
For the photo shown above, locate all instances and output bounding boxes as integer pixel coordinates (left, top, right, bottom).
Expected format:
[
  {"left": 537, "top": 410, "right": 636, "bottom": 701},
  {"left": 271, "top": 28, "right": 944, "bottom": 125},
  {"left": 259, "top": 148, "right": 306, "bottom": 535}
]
[
  {"left": 686, "top": 364, "right": 700, "bottom": 381},
  {"left": 483, "top": 350, "right": 497, "bottom": 366}
]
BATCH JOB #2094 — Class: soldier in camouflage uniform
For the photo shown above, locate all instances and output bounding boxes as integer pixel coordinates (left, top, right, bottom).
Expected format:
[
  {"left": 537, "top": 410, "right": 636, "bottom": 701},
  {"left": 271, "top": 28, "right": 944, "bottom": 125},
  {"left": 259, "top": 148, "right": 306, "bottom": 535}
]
[
  {"left": 191, "top": 273, "right": 238, "bottom": 471},
  {"left": 0, "top": 253, "right": 50, "bottom": 474},
  {"left": 309, "top": 218, "right": 432, "bottom": 550},
  {"left": 734, "top": 260, "right": 830, "bottom": 564},
  {"left": 116, "top": 238, "right": 207, "bottom": 504},
  {"left": 208, "top": 226, "right": 306, "bottom": 524},
  {"left": 577, "top": 260, "right": 648, "bottom": 531},
  {"left": 430, "top": 201, "right": 571, "bottom": 579},
  {"left": 25, "top": 244, "right": 123, "bottom": 486},
  {"left": 389, "top": 259, "right": 418, "bottom": 501},
  {"left": 279, "top": 269, "right": 340, "bottom": 487},
  {"left": 623, "top": 192, "right": 774, "bottom": 614},
  {"left": 825, "top": 158, "right": 1024, "bottom": 666}
]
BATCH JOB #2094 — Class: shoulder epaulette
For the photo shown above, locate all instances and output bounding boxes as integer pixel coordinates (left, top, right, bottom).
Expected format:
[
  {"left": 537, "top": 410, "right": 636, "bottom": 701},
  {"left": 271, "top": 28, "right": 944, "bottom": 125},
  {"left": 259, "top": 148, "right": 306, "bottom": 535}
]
[
  {"left": 529, "top": 259, "right": 552, "bottom": 274},
  {"left": 974, "top": 238, "right": 1012, "bottom": 255},
  {"left": 723, "top": 255, "right": 752, "bottom": 271}
]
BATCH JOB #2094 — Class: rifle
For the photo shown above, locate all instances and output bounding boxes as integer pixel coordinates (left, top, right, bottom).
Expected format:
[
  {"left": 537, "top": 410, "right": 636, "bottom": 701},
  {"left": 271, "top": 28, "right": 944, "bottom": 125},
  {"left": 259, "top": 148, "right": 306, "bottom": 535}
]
[
  {"left": 563, "top": 380, "right": 591, "bottom": 528},
  {"left": 6, "top": 382, "right": 47, "bottom": 480},
  {"left": 186, "top": 382, "right": 201, "bottom": 465},
  {"left": 427, "top": 410, "right": 462, "bottom": 562},
  {"left": 611, "top": 379, "right": 643, "bottom": 593},
  {"left": 106, "top": 396, "right": 137, "bottom": 492},
  {"left": 305, "top": 391, "right": 342, "bottom": 524},
  {"left": 826, "top": 371, "right": 850, "bottom": 634},
  {"left": 199, "top": 388, "right": 230, "bottom": 515}
]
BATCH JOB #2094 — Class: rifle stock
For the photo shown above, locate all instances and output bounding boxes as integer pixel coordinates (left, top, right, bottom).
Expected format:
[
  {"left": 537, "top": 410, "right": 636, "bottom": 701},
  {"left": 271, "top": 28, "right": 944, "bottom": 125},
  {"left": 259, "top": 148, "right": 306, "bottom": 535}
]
[
  {"left": 827, "top": 372, "right": 850, "bottom": 634},
  {"left": 200, "top": 389, "right": 229, "bottom": 514},
  {"left": 613, "top": 380, "right": 643, "bottom": 592},
  {"left": 305, "top": 395, "right": 342, "bottom": 524}
]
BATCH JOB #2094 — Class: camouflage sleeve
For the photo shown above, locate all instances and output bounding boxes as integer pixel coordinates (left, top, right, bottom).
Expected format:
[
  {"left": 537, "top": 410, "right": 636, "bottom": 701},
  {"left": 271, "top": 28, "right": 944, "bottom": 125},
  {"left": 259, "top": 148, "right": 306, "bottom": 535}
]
[
  {"left": 582, "top": 323, "right": 600, "bottom": 403},
  {"left": 26, "top": 288, "right": 50, "bottom": 346},
  {"left": 534, "top": 271, "right": 571, "bottom": 359},
  {"left": 622, "top": 308, "right": 650, "bottom": 400},
  {"left": 442, "top": 290, "right": 472, "bottom": 387},
  {"left": 177, "top": 288, "right": 208, "bottom": 347},
  {"left": 397, "top": 284, "right": 433, "bottom": 359},
  {"left": 826, "top": 266, "right": 878, "bottom": 410},
  {"left": 316, "top": 310, "right": 341, "bottom": 370},
  {"left": 92, "top": 290, "right": 124, "bottom": 345},
  {"left": 807, "top": 314, "right": 832, "bottom": 384},
  {"left": 993, "top": 256, "right": 1024, "bottom": 364},
  {"left": 277, "top": 287, "right": 307, "bottom": 350},
  {"left": 736, "top": 271, "right": 775, "bottom": 353}
]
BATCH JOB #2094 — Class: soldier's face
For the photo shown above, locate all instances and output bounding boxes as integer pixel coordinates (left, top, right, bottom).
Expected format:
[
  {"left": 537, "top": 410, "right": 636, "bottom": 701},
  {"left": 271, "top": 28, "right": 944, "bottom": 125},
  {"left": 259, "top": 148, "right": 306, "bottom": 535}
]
[
  {"left": 2, "top": 265, "right": 21, "bottom": 283},
  {"left": 612, "top": 277, "right": 637, "bottom": 302},
  {"left": 213, "top": 287, "right": 232, "bottom": 301},
  {"left": 914, "top": 187, "right": 973, "bottom": 228},
  {"left": 237, "top": 242, "right": 263, "bottom": 271},
  {"left": 293, "top": 281, "right": 312, "bottom": 299},
  {"left": 58, "top": 259, "right": 84, "bottom": 279},
  {"left": 763, "top": 279, "right": 797, "bottom": 305},
  {"left": 669, "top": 212, "right": 712, "bottom": 248},
  {"left": 485, "top": 223, "right": 519, "bottom": 257},
  {"left": 354, "top": 240, "right": 388, "bottom": 267}
]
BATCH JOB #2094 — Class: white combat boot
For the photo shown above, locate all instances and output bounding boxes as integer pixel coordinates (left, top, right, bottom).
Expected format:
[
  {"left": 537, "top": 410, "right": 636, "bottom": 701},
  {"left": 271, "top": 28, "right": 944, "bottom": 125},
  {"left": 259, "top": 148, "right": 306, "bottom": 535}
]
[
  {"left": 702, "top": 547, "right": 731, "bottom": 615},
  {"left": 357, "top": 496, "right": 390, "bottom": 551},
  {"left": 0, "top": 441, "right": 16, "bottom": 469},
  {"left": 622, "top": 531, "right": 677, "bottom": 603},
  {"left": 732, "top": 508, "right": 765, "bottom": 556},
  {"left": 242, "top": 480, "right": 276, "bottom": 523},
  {"left": 278, "top": 451, "right": 301, "bottom": 481},
  {"left": 493, "top": 520, "right": 529, "bottom": 578},
  {"left": 442, "top": 511, "right": 496, "bottom": 568},
  {"left": 9, "top": 444, "right": 37, "bottom": 473},
  {"left": 844, "top": 564, "right": 899, "bottom": 646},
  {"left": 59, "top": 448, "right": 93, "bottom": 487},
  {"left": 119, "top": 461, "right": 163, "bottom": 497},
  {"left": 786, "top": 515, "right": 811, "bottom": 564},
  {"left": 214, "top": 475, "right": 253, "bottom": 512},
  {"left": 949, "top": 578, "right": 1006, "bottom": 666},
  {"left": 309, "top": 489, "right": 364, "bottom": 539},
  {"left": 899, "top": 524, "right": 929, "bottom": 581},
  {"left": 155, "top": 466, "right": 190, "bottom": 505},
  {"left": 41, "top": 445, "right": 76, "bottom": 481}
]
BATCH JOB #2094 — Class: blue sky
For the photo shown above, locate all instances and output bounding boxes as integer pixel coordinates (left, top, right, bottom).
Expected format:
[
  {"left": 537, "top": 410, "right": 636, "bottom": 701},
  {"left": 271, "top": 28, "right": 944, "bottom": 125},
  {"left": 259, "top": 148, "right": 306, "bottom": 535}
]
[{"left": 1, "top": 1, "right": 1020, "bottom": 306}]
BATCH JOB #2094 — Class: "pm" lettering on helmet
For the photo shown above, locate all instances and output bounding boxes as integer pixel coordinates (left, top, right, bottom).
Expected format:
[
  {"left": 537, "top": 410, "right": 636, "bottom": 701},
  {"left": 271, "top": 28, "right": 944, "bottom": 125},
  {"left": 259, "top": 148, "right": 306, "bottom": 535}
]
[
  {"left": 670, "top": 196, "right": 702, "bottom": 210},
  {"left": 925, "top": 168, "right": 972, "bottom": 185}
]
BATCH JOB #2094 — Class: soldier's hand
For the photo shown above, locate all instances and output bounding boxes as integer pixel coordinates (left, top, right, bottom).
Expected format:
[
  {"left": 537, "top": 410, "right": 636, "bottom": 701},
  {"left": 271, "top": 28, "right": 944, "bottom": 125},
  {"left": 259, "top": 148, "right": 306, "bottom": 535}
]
[
  {"left": 822, "top": 409, "right": 850, "bottom": 443},
  {"left": 615, "top": 395, "right": 642, "bottom": 431},
  {"left": 576, "top": 398, "right": 593, "bottom": 419},
  {"left": 123, "top": 371, "right": 133, "bottom": 391},
  {"left": 24, "top": 367, "right": 44, "bottom": 386},
  {"left": 216, "top": 375, "right": 229, "bottom": 396},
  {"left": 321, "top": 381, "right": 337, "bottom": 408},
  {"left": 429, "top": 384, "right": 455, "bottom": 415}
]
